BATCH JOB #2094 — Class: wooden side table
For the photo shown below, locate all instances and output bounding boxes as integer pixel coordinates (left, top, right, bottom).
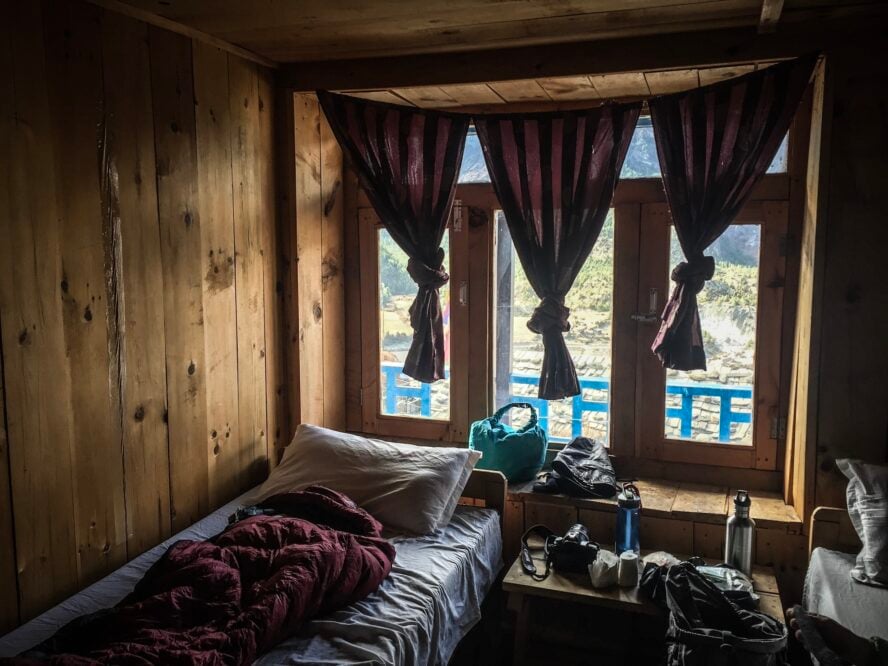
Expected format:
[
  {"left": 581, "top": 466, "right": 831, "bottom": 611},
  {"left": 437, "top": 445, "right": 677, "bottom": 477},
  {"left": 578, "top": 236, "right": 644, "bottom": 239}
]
[{"left": 502, "top": 552, "right": 784, "bottom": 665}]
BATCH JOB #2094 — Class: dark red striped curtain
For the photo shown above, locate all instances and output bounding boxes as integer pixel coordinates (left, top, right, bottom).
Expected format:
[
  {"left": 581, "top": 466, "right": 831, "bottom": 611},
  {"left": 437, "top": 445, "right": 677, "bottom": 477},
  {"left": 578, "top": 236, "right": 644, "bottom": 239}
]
[
  {"left": 318, "top": 91, "right": 469, "bottom": 383},
  {"left": 475, "top": 104, "right": 641, "bottom": 400},
  {"left": 650, "top": 56, "right": 816, "bottom": 370}
]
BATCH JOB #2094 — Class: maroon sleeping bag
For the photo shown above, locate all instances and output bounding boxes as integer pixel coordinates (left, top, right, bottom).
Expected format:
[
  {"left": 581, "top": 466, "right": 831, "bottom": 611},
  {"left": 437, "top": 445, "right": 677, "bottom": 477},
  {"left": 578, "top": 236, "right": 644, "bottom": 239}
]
[{"left": 9, "top": 486, "right": 395, "bottom": 665}]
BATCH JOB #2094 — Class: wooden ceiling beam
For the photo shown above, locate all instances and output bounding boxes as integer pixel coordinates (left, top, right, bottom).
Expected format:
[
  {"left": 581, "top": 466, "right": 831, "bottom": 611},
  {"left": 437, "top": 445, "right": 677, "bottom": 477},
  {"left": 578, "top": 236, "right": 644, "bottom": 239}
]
[
  {"left": 278, "top": 13, "right": 883, "bottom": 91},
  {"left": 758, "top": 0, "right": 786, "bottom": 33},
  {"left": 85, "top": 0, "right": 277, "bottom": 69}
]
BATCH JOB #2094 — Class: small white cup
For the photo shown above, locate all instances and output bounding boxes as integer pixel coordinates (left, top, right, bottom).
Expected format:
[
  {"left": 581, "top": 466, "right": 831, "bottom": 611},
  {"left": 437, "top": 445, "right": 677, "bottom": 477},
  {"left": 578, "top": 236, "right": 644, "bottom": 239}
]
[{"left": 617, "top": 551, "right": 640, "bottom": 587}]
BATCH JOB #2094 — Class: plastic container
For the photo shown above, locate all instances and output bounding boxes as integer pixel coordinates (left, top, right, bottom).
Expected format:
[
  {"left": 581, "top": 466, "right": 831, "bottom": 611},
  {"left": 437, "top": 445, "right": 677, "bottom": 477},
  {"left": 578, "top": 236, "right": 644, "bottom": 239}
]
[{"left": 615, "top": 483, "right": 641, "bottom": 555}]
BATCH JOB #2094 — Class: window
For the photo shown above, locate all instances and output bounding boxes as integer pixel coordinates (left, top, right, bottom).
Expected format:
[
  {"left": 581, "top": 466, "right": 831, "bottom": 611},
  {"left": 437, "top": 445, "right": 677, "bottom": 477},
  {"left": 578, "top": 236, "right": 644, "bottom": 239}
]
[
  {"left": 458, "top": 119, "right": 789, "bottom": 184},
  {"left": 664, "top": 226, "right": 760, "bottom": 446},
  {"left": 351, "top": 126, "right": 793, "bottom": 472},
  {"left": 378, "top": 228, "right": 451, "bottom": 420},
  {"left": 494, "top": 210, "right": 615, "bottom": 444}
]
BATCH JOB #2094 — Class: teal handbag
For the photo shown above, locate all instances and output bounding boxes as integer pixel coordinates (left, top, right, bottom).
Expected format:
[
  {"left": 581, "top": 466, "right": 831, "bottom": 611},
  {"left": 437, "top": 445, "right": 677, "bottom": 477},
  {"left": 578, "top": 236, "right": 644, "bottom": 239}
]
[{"left": 469, "top": 403, "right": 548, "bottom": 483}]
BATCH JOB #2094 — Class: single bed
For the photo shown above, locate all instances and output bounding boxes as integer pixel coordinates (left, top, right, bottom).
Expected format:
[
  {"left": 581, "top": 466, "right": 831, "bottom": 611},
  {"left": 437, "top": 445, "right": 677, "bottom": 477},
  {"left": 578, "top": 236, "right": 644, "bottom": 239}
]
[
  {"left": 0, "top": 469, "right": 506, "bottom": 665},
  {"left": 803, "top": 506, "right": 888, "bottom": 641}
]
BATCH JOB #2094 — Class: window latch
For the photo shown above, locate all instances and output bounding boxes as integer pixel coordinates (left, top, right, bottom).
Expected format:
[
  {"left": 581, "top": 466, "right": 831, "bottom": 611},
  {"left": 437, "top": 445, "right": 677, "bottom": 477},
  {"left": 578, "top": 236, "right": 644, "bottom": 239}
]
[
  {"left": 458, "top": 280, "right": 468, "bottom": 306},
  {"left": 630, "top": 288, "right": 660, "bottom": 323}
]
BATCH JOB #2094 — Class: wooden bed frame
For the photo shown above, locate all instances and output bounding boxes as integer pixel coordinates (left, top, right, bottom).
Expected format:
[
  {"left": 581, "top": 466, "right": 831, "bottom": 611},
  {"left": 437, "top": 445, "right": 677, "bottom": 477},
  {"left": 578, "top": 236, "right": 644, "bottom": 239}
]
[
  {"left": 459, "top": 469, "right": 507, "bottom": 521},
  {"left": 809, "top": 506, "right": 859, "bottom": 557}
]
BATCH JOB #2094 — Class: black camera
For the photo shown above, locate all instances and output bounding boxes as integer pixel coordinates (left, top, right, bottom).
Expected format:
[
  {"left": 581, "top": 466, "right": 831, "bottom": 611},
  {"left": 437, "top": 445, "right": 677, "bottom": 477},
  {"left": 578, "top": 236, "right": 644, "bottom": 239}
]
[{"left": 546, "top": 523, "right": 600, "bottom": 574}]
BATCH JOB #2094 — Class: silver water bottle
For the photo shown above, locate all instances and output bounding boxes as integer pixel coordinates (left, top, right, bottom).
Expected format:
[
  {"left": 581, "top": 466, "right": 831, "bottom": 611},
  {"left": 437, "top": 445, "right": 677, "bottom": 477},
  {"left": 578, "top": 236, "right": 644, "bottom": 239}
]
[{"left": 725, "top": 490, "right": 755, "bottom": 575}]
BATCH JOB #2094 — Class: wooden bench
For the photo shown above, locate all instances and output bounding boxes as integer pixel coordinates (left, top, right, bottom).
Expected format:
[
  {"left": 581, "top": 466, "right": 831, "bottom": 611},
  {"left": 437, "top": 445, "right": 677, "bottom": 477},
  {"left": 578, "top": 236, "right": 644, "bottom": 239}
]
[{"left": 503, "top": 549, "right": 783, "bottom": 665}]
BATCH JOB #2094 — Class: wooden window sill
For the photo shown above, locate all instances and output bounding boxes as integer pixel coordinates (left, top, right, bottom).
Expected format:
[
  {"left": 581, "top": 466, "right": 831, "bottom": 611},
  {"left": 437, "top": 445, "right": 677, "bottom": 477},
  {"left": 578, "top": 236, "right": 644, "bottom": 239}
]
[{"left": 508, "top": 477, "right": 801, "bottom": 532}]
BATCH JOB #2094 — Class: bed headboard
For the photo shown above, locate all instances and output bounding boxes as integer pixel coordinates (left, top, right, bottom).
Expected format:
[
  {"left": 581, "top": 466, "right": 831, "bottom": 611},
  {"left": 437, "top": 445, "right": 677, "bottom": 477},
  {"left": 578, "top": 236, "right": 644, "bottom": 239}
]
[
  {"left": 460, "top": 468, "right": 507, "bottom": 516},
  {"left": 809, "top": 506, "right": 859, "bottom": 557}
]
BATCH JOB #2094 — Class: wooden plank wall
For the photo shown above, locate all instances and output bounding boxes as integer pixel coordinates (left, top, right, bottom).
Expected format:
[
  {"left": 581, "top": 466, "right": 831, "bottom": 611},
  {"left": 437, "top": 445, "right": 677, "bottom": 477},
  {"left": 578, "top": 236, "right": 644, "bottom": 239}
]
[
  {"left": 809, "top": 43, "right": 888, "bottom": 508},
  {"left": 0, "top": 0, "right": 280, "bottom": 628},
  {"left": 786, "top": 44, "right": 888, "bottom": 516},
  {"left": 280, "top": 92, "right": 346, "bottom": 439}
]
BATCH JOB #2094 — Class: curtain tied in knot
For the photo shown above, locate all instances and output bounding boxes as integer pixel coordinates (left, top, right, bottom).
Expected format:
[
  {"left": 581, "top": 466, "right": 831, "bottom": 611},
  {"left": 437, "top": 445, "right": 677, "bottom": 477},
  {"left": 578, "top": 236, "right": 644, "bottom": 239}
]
[
  {"left": 406, "top": 251, "right": 449, "bottom": 291},
  {"left": 527, "top": 296, "right": 571, "bottom": 335},
  {"left": 670, "top": 255, "right": 715, "bottom": 293}
]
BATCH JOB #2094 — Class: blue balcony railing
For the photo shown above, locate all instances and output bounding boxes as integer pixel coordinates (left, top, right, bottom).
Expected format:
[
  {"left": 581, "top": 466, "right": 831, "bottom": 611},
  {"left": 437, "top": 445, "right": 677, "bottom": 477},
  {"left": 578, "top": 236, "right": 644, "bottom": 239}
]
[{"left": 380, "top": 362, "right": 752, "bottom": 443}]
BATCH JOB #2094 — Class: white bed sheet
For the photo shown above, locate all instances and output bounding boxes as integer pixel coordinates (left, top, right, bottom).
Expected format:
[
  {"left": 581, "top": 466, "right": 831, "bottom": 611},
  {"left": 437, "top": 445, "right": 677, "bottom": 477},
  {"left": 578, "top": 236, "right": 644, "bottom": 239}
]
[
  {"left": 0, "top": 490, "right": 503, "bottom": 666},
  {"left": 804, "top": 547, "right": 888, "bottom": 640}
]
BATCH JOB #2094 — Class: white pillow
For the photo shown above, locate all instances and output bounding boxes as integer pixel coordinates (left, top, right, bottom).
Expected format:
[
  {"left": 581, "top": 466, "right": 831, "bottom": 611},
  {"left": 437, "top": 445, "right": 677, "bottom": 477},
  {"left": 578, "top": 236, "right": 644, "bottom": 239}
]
[
  {"left": 249, "top": 424, "right": 481, "bottom": 535},
  {"left": 838, "top": 458, "right": 888, "bottom": 587}
]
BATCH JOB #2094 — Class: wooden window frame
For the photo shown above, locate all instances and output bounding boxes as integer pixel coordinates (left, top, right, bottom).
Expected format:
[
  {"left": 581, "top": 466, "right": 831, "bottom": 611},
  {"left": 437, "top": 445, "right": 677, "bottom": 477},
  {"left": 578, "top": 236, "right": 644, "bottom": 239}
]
[
  {"left": 632, "top": 198, "right": 789, "bottom": 470},
  {"left": 348, "top": 169, "right": 792, "bottom": 476},
  {"left": 354, "top": 197, "right": 492, "bottom": 443}
]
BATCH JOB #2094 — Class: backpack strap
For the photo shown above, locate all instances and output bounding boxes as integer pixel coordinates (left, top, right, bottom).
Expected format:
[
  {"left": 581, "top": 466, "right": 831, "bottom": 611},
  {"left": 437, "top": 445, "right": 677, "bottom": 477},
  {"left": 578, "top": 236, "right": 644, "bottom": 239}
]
[{"left": 520, "top": 524, "right": 556, "bottom": 581}]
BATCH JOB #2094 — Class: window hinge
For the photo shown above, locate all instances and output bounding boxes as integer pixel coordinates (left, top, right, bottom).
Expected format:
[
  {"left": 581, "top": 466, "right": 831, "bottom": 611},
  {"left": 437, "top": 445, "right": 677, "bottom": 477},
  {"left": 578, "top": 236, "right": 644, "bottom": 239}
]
[
  {"left": 359, "top": 388, "right": 364, "bottom": 406},
  {"left": 770, "top": 416, "right": 787, "bottom": 440}
]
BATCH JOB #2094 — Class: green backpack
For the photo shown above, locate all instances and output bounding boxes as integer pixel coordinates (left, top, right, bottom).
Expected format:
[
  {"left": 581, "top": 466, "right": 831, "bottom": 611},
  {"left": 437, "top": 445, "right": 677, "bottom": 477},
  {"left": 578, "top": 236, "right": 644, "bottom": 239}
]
[{"left": 469, "top": 403, "right": 548, "bottom": 483}]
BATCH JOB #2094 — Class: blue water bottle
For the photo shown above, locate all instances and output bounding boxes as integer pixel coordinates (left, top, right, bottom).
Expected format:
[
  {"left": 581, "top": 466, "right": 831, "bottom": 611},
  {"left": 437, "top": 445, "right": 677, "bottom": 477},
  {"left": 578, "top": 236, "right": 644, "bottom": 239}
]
[{"left": 615, "top": 483, "right": 641, "bottom": 555}]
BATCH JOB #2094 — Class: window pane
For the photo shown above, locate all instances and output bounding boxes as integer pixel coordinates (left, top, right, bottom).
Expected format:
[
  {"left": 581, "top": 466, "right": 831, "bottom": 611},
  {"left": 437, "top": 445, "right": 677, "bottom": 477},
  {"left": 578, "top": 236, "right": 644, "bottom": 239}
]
[
  {"left": 766, "top": 134, "right": 789, "bottom": 174},
  {"left": 458, "top": 127, "right": 490, "bottom": 183},
  {"left": 620, "top": 118, "right": 660, "bottom": 179},
  {"left": 462, "top": 119, "right": 788, "bottom": 183},
  {"left": 618, "top": 117, "right": 789, "bottom": 179},
  {"left": 494, "top": 210, "right": 614, "bottom": 444},
  {"left": 664, "top": 225, "right": 760, "bottom": 445},
  {"left": 379, "top": 229, "right": 450, "bottom": 420}
]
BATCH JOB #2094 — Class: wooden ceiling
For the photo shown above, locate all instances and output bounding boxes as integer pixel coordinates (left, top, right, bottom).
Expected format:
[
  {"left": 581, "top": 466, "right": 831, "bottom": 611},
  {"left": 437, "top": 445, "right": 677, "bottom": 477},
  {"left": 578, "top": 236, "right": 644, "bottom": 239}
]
[
  {"left": 110, "top": 0, "right": 881, "bottom": 64},
  {"left": 342, "top": 62, "right": 776, "bottom": 110}
]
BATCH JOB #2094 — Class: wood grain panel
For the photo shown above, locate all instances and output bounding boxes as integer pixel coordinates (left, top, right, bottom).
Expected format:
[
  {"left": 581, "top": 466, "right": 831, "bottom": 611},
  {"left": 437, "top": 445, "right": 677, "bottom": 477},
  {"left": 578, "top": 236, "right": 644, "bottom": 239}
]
[
  {"left": 754, "top": 201, "right": 787, "bottom": 470},
  {"left": 536, "top": 76, "right": 599, "bottom": 101},
  {"left": 488, "top": 79, "right": 551, "bottom": 103},
  {"left": 811, "top": 47, "right": 888, "bottom": 510},
  {"left": 634, "top": 203, "right": 670, "bottom": 459},
  {"left": 2, "top": 1, "right": 279, "bottom": 626},
  {"left": 275, "top": 90, "right": 301, "bottom": 446},
  {"left": 698, "top": 63, "right": 755, "bottom": 86},
  {"left": 644, "top": 69, "right": 699, "bottom": 94},
  {"left": 293, "top": 93, "right": 325, "bottom": 426},
  {"left": 149, "top": 27, "right": 210, "bottom": 532},
  {"left": 193, "top": 40, "right": 241, "bottom": 507},
  {"left": 0, "top": 328, "right": 19, "bottom": 631},
  {"left": 438, "top": 84, "right": 501, "bottom": 106},
  {"left": 692, "top": 521, "right": 725, "bottom": 559},
  {"left": 525, "top": 502, "right": 578, "bottom": 535},
  {"left": 672, "top": 483, "right": 729, "bottom": 523},
  {"left": 319, "top": 111, "right": 346, "bottom": 431},
  {"left": 343, "top": 169, "right": 363, "bottom": 433},
  {"left": 229, "top": 55, "right": 269, "bottom": 491},
  {"left": 116, "top": 0, "right": 879, "bottom": 63},
  {"left": 102, "top": 10, "right": 172, "bottom": 556},
  {"left": 644, "top": 516, "right": 693, "bottom": 554},
  {"left": 588, "top": 72, "right": 650, "bottom": 98},
  {"left": 611, "top": 204, "right": 640, "bottom": 457},
  {"left": 394, "top": 86, "right": 460, "bottom": 108},
  {"left": 258, "top": 69, "right": 285, "bottom": 461},
  {"left": 0, "top": 9, "right": 21, "bottom": 634},
  {"left": 784, "top": 59, "right": 828, "bottom": 519},
  {"left": 0, "top": 0, "right": 80, "bottom": 619},
  {"left": 44, "top": 0, "right": 127, "bottom": 584}
]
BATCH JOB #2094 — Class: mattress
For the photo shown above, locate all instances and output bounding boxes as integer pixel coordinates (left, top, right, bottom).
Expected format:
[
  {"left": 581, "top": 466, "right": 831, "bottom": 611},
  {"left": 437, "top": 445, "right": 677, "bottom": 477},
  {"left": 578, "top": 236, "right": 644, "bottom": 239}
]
[
  {"left": 0, "top": 489, "right": 503, "bottom": 665},
  {"left": 804, "top": 547, "right": 888, "bottom": 640}
]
